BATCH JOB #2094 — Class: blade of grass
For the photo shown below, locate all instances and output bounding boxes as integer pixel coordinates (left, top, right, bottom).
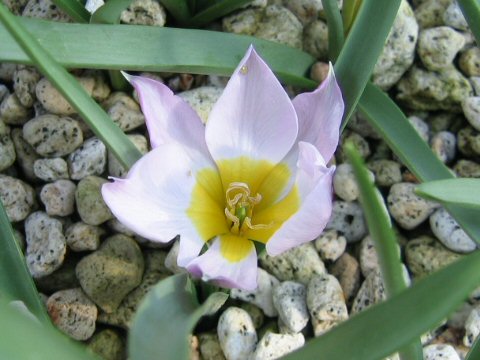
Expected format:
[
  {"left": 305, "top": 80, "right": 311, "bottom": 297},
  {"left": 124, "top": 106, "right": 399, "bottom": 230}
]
[
  {"left": 159, "top": 0, "right": 192, "bottom": 24},
  {"left": 358, "top": 82, "right": 480, "bottom": 244},
  {"left": 458, "top": 0, "right": 480, "bottom": 44},
  {"left": 283, "top": 249, "right": 480, "bottom": 360},
  {"left": 342, "top": 0, "right": 362, "bottom": 34},
  {"left": 52, "top": 0, "right": 90, "bottom": 23},
  {"left": 345, "top": 142, "right": 422, "bottom": 360},
  {"left": 188, "top": 0, "right": 252, "bottom": 28},
  {"left": 334, "top": 0, "right": 401, "bottom": 127},
  {"left": 321, "top": 0, "right": 344, "bottom": 61},
  {"left": 466, "top": 336, "right": 480, "bottom": 360},
  {"left": 416, "top": 179, "right": 480, "bottom": 209},
  {"left": 0, "top": 4, "right": 142, "bottom": 169},
  {"left": 0, "top": 200, "right": 51, "bottom": 325},
  {"left": 0, "top": 17, "right": 317, "bottom": 88}
]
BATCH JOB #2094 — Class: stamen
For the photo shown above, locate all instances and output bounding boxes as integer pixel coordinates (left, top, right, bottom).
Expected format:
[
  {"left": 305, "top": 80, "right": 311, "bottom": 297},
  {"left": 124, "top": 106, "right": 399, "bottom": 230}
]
[{"left": 243, "top": 217, "right": 273, "bottom": 230}]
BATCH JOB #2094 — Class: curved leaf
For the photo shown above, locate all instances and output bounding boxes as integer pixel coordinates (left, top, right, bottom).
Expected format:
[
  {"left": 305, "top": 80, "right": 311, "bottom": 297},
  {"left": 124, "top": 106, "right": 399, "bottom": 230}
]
[
  {"left": 416, "top": 179, "right": 480, "bottom": 209},
  {"left": 458, "top": 0, "right": 480, "bottom": 45},
  {"left": 52, "top": 0, "right": 90, "bottom": 23}
]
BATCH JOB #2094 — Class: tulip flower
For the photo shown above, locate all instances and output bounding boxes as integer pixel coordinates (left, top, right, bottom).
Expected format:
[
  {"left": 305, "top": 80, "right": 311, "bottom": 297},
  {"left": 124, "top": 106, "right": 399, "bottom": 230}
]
[{"left": 102, "top": 46, "right": 344, "bottom": 290}]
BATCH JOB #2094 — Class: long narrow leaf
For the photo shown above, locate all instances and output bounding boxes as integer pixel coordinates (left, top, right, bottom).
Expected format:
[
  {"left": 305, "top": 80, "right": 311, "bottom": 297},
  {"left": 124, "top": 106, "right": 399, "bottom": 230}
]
[
  {"left": 0, "top": 5, "right": 143, "bottom": 169},
  {"left": 52, "top": 0, "right": 90, "bottom": 23},
  {"left": 188, "top": 0, "right": 252, "bottom": 28},
  {"left": 90, "top": 0, "right": 132, "bottom": 24},
  {"left": 466, "top": 336, "right": 480, "bottom": 360},
  {"left": 321, "top": 0, "right": 344, "bottom": 61},
  {"left": 0, "top": 18, "right": 317, "bottom": 88},
  {"left": 159, "top": 0, "right": 191, "bottom": 24},
  {"left": 342, "top": 0, "right": 362, "bottom": 34},
  {"left": 416, "top": 179, "right": 480, "bottom": 209},
  {"left": 283, "top": 250, "right": 480, "bottom": 360},
  {"left": 458, "top": 0, "right": 480, "bottom": 44}
]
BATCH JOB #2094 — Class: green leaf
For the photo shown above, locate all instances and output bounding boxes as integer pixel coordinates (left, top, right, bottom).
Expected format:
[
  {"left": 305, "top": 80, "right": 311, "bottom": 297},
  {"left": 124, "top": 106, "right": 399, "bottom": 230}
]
[
  {"left": 129, "top": 274, "right": 228, "bottom": 360},
  {"left": 466, "top": 336, "right": 480, "bottom": 360},
  {"left": 0, "top": 200, "right": 50, "bottom": 325},
  {"left": 0, "top": 298, "right": 101, "bottom": 360},
  {"left": 321, "top": 0, "right": 345, "bottom": 61},
  {"left": 358, "top": 82, "right": 480, "bottom": 244},
  {"left": 458, "top": 0, "right": 480, "bottom": 44},
  {"left": 0, "top": 5, "right": 142, "bottom": 169},
  {"left": 342, "top": 0, "right": 362, "bottom": 34},
  {"left": 0, "top": 17, "right": 317, "bottom": 88},
  {"left": 416, "top": 179, "right": 480, "bottom": 209},
  {"left": 283, "top": 250, "right": 480, "bottom": 360},
  {"left": 344, "top": 142, "right": 422, "bottom": 360},
  {"left": 188, "top": 0, "right": 252, "bottom": 28},
  {"left": 52, "top": 0, "right": 90, "bottom": 23},
  {"left": 159, "top": 0, "right": 192, "bottom": 24},
  {"left": 334, "top": 0, "right": 401, "bottom": 126},
  {"left": 90, "top": 0, "right": 132, "bottom": 24}
]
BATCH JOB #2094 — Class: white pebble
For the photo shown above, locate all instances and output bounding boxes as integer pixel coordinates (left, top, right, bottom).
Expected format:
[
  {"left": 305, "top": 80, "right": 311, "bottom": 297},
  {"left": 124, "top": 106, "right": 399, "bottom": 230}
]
[
  {"left": 314, "top": 229, "right": 346, "bottom": 262},
  {"left": 272, "top": 281, "right": 309, "bottom": 333},
  {"left": 217, "top": 307, "right": 257, "bottom": 360},
  {"left": 430, "top": 208, "right": 476, "bottom": 253},
  {"left": 250, "top": 332, "right": 304, "bottom": 360}
]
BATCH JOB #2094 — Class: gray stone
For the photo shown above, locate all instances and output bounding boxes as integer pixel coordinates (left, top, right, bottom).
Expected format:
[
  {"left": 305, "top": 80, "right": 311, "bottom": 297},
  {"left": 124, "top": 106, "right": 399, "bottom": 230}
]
[
  {"left": 430, "top": 131, "right": 456, "bottom": 163},
  {"left": 87, "top": 70, "right": 111, "bottom": 102},
  {"left": 333, "top": 163, "right": 374, "bottom": 202},
  {"left": 23, "top": 115, "right": 83, "bottom": 157},
  {"left": 259, "top": 242, "right": 325, "bottom": 284},
  {"left": 444, "top": 1, "right": 469, "bottom": 31},
  {"left": 108, "top": 134, "right": 148, "bottom": 178},
  {"left": 423, "top": 344, "right": 461, "bottom": 360},
  {"left": 272, "top": 281, "right": 308, "bottom": 333},
  {"left": 65, "top": 222, "right": 104, "bottom": 252},
  {"left": 250, "top": 332, "right": 304, "bottom": 360},
  {"left": 104, "top": 92, "right": 145, "bottom": 132},
  {"left": 409, "top": 115, "right": 430, "bottom": 142},
  {"left": 0, "top": 93, "right": 31, "bottom": 125},
  {"left": 314, "top": 229, "right": 346, "bottom": 262},
  {"left": 179, "top": 86, "right": 223, "bottom": 124},
  {"left": 0, "top": 175, "right": 36, "bottom": 222},
  {"left": 33, "top": 158, "right": 69, "bottom": 181},
  {"left": 367, "top": 160, "right": 402, "bottom": 187},
  {"left": 307, "top": 274, "right": 348, "bottom": 336},
  {"left": 231, "top": 268, "right": 279, "bottom": 317},
  {"left": 464, "top": 306, "right": 480, "bottom": 347},
  {"left": 23, "top": 0, "right": 72, "bottom": 22},
  {"left": 325, "top": 201, "right": 367, "bottom": 243},
  {"left": 13, "top": 67, "right": 40, "bottom": 108},
  {"left": 457, "top": 126, "right": 480, "bottom": 156},
  {"left": 198, "top": 333, "right": 226, "bottom": 360},
  {"left": 40, "top": 179, "right": 76, "bottom": 216},
  {"left": 303, "top": 20, "right": 329, "bottom": 60},
  {"left": 11, "top": 128, "right": 39, "bottom": 180},
  {"left": 283, "top": 0, "right": 322, "bottom": 24},
  {"left": 471, "top": 77, "right": 480, "bottom": 95},
  {"left": 359, "top": 236, "right": 380, "bottom": 277},
  {"left": 329, "top": 252, "right": 361, "bottom": 301},
  {"left": 460, "top": 47, "right": 480, "bottom": 77},
  {"left": 47, "top": 288, "right": 97, "bottom": 341},
  {"left": 454, "top": 159, "right": 480, "bottom": 178},
  {"left": 120, "top": 0, "right": 166, "bottom": 26},
  {"left": 0, "top": 121, "right": 16, "bottom": 171},
  {"left": 462, "top": 96, "right": 480, "bottom": 131},
  {"left": 35, "top": 256, "right": 80, "bottom": 294},
  {"left": 68, "top": 137, "right": 107, "bottom": 180},
  {"left": 347, "top": 112, "right": 381, "bottom": 140},
  {"left": 387, "top": 182, "right": 438, "bottom": 230},
  {"left": 217, "top": 307, "right": 257, "bottom": 360},
  {"left": 373, "top": 0, "right": 418, "bottom": 89},
  {"left": 3, "top": 0, "right": 28, "bottom": 15},
  {"left": 430, "top": 208, "right": 476, "bottom": 253},
  {"left": 418, "top": 26, "right": 465, "bottom": 71},
  {"left": 76, "top": 234, "right": 144, "bottom": 313},
  {"left": 25, "top": 211, "right": 66, "bottom": 278},
  {"left": 338, "top": 131, "right": 371, "bottom": 161},
  {"left": 351, "top": 269, "right": 385, "bottom": 314},
  {"left": 87, "top": 329, "right": 125, "bottom": 360},
  {"left": 428, "top": 112, "right": 456, "bottom": 132},
  {"left": 75, "top": 176, "right": 113, "bottom": 225},
  {"left": 414, "top": 0, "right": 451, "bottom": 29}
]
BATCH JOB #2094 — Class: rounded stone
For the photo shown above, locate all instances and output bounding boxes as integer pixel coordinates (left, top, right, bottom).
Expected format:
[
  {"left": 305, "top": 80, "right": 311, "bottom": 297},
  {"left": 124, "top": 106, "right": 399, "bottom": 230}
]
[
  {"left": 444, "top": 1, "right": 469, "bottom": 31},
  {"left": 462, "top": 97, "right": 480, "bottom": 131},
  {"left": 303, "top": 20, "right": 329, "bottom": 60},
  {"left": 457, "top": 126, "right": 480, "bottom": 156},
  {"left": 283, "top": 0, "right": 322, "bottom": 24},
  {"left": 76, "top": 234, "right": 144, "bottom": 313},
  {"left": 217, "top": 307, "right": 257, "bottom": 360},
  {"left": 108, "top": 134, "right": 148, "bottom": 178},
  {"left": 120, "top": 0, "right": 166, "bottom": 26},
  {"left": 13, "top": 67, "right": 41, "bottom": 108},
  {"left": 0, "top": 93, "right": 32, "bottom": 125},
  {"left": 325, "top": 201, "right": 367, "bottom": 243},
  {"left": 430, "top": 131, "right": 456, "bottom": 163},
  {"left": 88, "top": 329, "right": 125, "bottom": 360},
  {"left": 454, "top": 159, "right": 480, "bottom": 178},
  {"left": 314, "top": 229, "right": 346, "bottom": 262},
  {"left": 0, "top": 174, "right": 36, "bottom": 222},
  {"left": 0, "top": 121, "right": 16, "bottom": 171},
  {"left": 250, "top": 332, "right": 304, "bottom": 360},
  {"left": 23, "top": 115, "right": 83, "bottom": 157},
  {"left": 409, "top": 115, "right": 430, "bottom": 143},
  {"left": 423, "top": 344, "right": 461, "bottom": 360},
  {"left": 178, "top": 86, "right": 223, "bottom": 124},
  {"left": 272, "top": 281, "right": 309, "bottom": 333},
  {"left": 65, "top": 221, "right": 104, "bottom": 252},
  {"left": 430, "top": 208, "right": 477, "bottom": 253},
  {"left": 460, "top": 47, "right": 480, "bottom": 77},
  {"left": 464, "top": 306, "right": 480, "bottom": 347},
  {"left": 334, "top": 163, "right": 374, "bottom": 202},
  {"left": 47, "top": 288, "right": 97, "bottom": 341},
  {"left": 68, "top": 137, "right": 107, "bottom": 180},
  {"left": 414, "top": 0, "right": 451, "bottom": 29},
  {"left": 329, "top": 252, "right": 361, "bottom": 301},
  {"left": 11, "top": 128, "right": 39, "bottom": 180},
  {"left": 198, "top": 333, "right": 225, "bottom": 360},
  {"left": 104, "top": 92, "right": 145, "bottom": 132},
  {"left": 33, "top": 157, "right": 69, "bottom": 181},
  {"left": 239, "top": 303, "right": 264, "bottom": 330},
  {"left": 75, "top": 176, "right": 113, "bottom": 225},
  {"left": 367, "top": 159, "right": 402, "bottom": 187},
  {"left": 25, "top": 211, "right": 66, "bottom": 278},
  {"left": 359, "top": 235, "right": 380, "bottom": 277},
  {"left": 40, "top": 179, "right": 76, "bottom": 216},
  {"left": 23, "top": 0, "right": 72, "bottom": 22},
  {"left": 351, "top": 269, "right": 385, "bottom": 314}
]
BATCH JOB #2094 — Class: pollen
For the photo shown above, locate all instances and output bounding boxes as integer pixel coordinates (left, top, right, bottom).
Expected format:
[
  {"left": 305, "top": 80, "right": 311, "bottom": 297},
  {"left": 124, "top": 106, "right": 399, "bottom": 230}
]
[{"left": 240, "top": 65, "right": 248, "bottom": 74}]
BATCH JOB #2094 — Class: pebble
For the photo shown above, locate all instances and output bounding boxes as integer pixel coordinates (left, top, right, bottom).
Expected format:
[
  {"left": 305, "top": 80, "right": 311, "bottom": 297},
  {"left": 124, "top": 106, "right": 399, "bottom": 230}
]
[
  {"left": 351, "top": 269, "right": 385, "bottom": 314},
  {"left": 23, "top": 0, "right": 72, "bottom": 22},
  {"left": 414, "top": 0, "right": 451, "bottom": 29},
  {"left": 471, "top": 77, "right": 480, "bottom": 96},
  {"left": 303, "top": 20, "right": 329, "bottom": 60},
  {"left": 87, "top": 329, "right": 125, "bottom": 360},
  {"left": 36, "top": 76, "right": 94, "bottom": 115},
  {"left": 47, "top": 288, "right": 97, "bottom": 341},
  {"left": 457, "top": 126, "right": 480, "bottom": 156},
  {"left": 217, "top": 307, "right": 257, "bottom": 360},
  {"left": 307, "top": 274, "right": 348, "bottom": 336},
  {"left": 272, "top": 281, "right": 308, "bottom": 333},
  {"left": 76, "top": 234, "right": 144, "bottom": 313},
  {"left": 25, "top": 211, "right": 66, "bottom": 278},
  {"left": 65, "top": 222, "right": 104, "bottom": 252},
  {"left": 75, "top": 176, "right": 113, "bottom": 225},
  {"left": 33, "top": 158, "right": 69, "bottom": 181},
  {"left": 164, "top": 240, "right": 187, "bottom": 274},
  {"left": 417, "top": 26, "right": 465, "bottom": 71},
  {"left": 430, "top": 208, "right": 477, "bottom": 253},
  {"left": 464, "top": 305, "right": 480, "bottom": 347},
  {"left": 0, "top": 63, "right": 16, "bottom": 81},
  {"left": 240, "top": 303, "right": 264, "bottom": 330},
  {"left": 359, "top": 236, "right": 380, "bottom": 277},
  {"left": 283, "top": 0, "right": 322, "bottom": 24},
  {"left": 108, "top": 134, "right": 148, "bottom": 178},
  {"left": 0, "top": 84, "right": 7, "bottom": 102},
  {"left": 231, "top": 268, "right": 279, "bottom": 317},
  {"left": 454, "top": 159, "right": 480, "bottom": 178},
  {"left": 462, "top": 96, "right": 480, "bottom": 131},
  {"left": 347, "top": 112, "right": 381, "bottom": 140},
  {"left": 329, "top": 252, "right": 361, "bottom": 301},
  {"left": 325, "top": 201, "right": 367, "bottom": 243},
  {"left": 387, "top": 182, "right": 438, "bottom": 230},
  {"left": 178, "top": 86, "right": 223, "bottom": 124},
  {"left": 0, "top": 93, "right": 32, "bottom": 125},
  {"left": 11, "top": 128, "right": 39, "bottom": 180},
  {"left": 339, "top": 131, "right": 371, "bottom": 161},
  {"left": 430, "top": 131, "right": 456, "bottom": 163},
  {"left": 314, "top": 229, "right": 346, "bottom": 262},
  {"left": 367, "top": 160, "right": 402, "bottom": 187},
  {"left": 443, "top": 1, "right": 469, "bottom": 31},
  {"left": 23, "top": 115, "right": 83, "bottom": 157},
  {"left": 259, "top": 242, "right": 325, "bottom": 284},
  {"left": 423, "top": 344, "right": 461, "bottom": 360},
  {"left": 13, "top": 66, "right": 40, "bottom": 108},
  {"left": 104, "top": 92, "right": 145, "bottom": 132},
  {"left": 40, "top": 179, "right": 76, "bottom": 216},
  {"left": 373, "top": 0, "right": 418, "bottom": 89},
  {"left": 250, "top": 332, "right": 304, "bottom": 360},
  {"left": 405, "top": 236, "right": 462, "bottom": 279},
  {"left": 460, "top": 47, "right": 480, "bottom": 77},
  {"left": 333, "top": 163, "right": 374, "bottom": 202},
  {"left": 68, "top": 137, "right": 107, "bottom": 180},
  {"left": 198, "top": 333, "right": 226, "bottom": 360},
  {"left": 120, "top": 0, "right": 166, "bottom": 26},
  {"left": 0, "top": 121, "right": 16, "bottom": 171},
  {"left": 409, "top": 115, "right": 430, "bottom": 142},
  {"left": 0, "top": 174, "right": 36, "bottom": 222}
]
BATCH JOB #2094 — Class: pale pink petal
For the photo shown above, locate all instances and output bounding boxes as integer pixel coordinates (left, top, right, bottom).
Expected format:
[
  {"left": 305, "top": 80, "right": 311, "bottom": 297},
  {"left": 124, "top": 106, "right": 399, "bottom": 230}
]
[
  {"left": 205, "top": 46, "right": 298, "bottom": 164},
  {"left": 266, "top": 142, "right": 335, "bottom": 256},
  {"left": 124, "top": 73, "right": 208, "bottom": 153},
  {"left": 292, "top": 64, "right": 344, "bottom": 162},
  {"left": 186, "top": 237, "right": 258, "bottom": 291}
]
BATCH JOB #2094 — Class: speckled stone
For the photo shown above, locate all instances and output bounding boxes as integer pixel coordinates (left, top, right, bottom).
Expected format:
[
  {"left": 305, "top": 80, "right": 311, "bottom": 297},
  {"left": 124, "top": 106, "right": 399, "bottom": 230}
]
[
  {"left": 259, "top": 242, "right": 325, "bottom": 284},
  {"left": 454, "top": 159, "right": 480, "bottom": 178},
  {"left": 307, "top": 274, "right": 348, "bottom": 336},
  {"left": 108, "top": 134, "right": 148, "bottom": 178},
  {"left": 409, "top": 115, "right": 430, "bottom": 142},
  {"left": 250, "top": 332, "right": 304, "bottom": 360},
  {"left": 47, "top": 288, "right": 97, "bottom": 341},
  {"left": 231, "top": 268, "right": 279, "bottom": 317},
  {"left": 333, "top": 163, "right": 374, "bottom": 202},
  {"left": 282, "top": 0, "right": 322, "bottom": 24},
  {"left": 217, "top": 307, "right": 257, "bottom": 360},
  {"left": 405, "top": 236, "right": 462, "bottom": 279},
  {"left": 104, "top": 92, "right": 145, "bottom": 132},
  {"left": 367, "top": 160, "right": 402, "bottom": 187},
  {"left": 0, "top": 121, "right": 16, "bottom": 171},
  {"left": 303, "top": 20, "right": 329, "bottom": 60},
  {"left": 462, "top": 97, "right": 480, "bottom": 131},
  {"left": 414, "top": 0, "right": 451, "bottom": 29},
  {"left": 0, "top": 93, "right": 32, "bottom": 125},
  {"left": 0, "top": 174, "right": 36, "bottom": 222},
  {"left": 75, "top": 176, "right": 113, "bottom": 226},
  {"left": 25, "top": 211, "right": 66, "bottom": 278},
  {"left": 198, "top": 333, "right": 226, "bottom": 360},
  {"left": 464, "top": 305, "right": 480, "bottom": 347},
  {"left": 3, "top": 0, "right": 28, "bottom": 15},
  {"left": 178, "top": 86, "right": 223, "bottom": 124},
  {"left": 314, "top": 229, "right": 346, "bottom": 262},
  {"left": 23, "top": 0, "right": 72, "bottom": 22},
  {"left": 423, "top": 344, "right": 461, "bottom": 360},
  {"left": 338, "top": 131, "right": 371, "bottom": 161},
  {"left": 359, "top": 236, "right": 380, "bottom": 277},
  {"left": 76, "top": 234, "right": 144, "bottom": 313},
  {"left": 120, "top": 0, "right": 166, "bottom": 26},
  {"left": 329, "top": 252, "right": 361, "bottom": 301},
  {"left": 40, "top": 179, "right": 76, "bottom": 216},
  {"left": 88, "top": 329, "right": 125, "bottom": 360},
  {"left": 325, "top": 201, "right": 367, "bottom": 243},
  {"left": 33, "top": 158, "right": 69, "bottom": 181},
  {"left": 272, "top": 281, "right": 308, "bottom": 333},
  {"left": 430, "top": 208, "right": 477, "bottom": 253},
  {"left": 351, "top": 269, "right": 385, "bottom": 314},
  {"left": 457, "top": 126, "right": 480, "bottom": 156},
  {"left": 23, "top": 115, "right": 83, "bottom": 157},
  {"left": 431, "top": 131, "right": 456, "bottom": 163},
  {"left": 13, "top": 67, "right": 40, "bottom": 108},
  {"left": 460, "top": 47, "right": 480, "bottom": 77},
  {"left": 0, "top": 63, "right": 16, "bottom": 82},
  {"left": 68, "top": 137, "right": 107, "bottom": 180},
  {"left": 387, "top": 182, "right": 438, "bottom": 230},
  {"left": 65, "top": 222, "right": 104, "bottom": 252},
  {"left": 444, "top": 1, "right": 468, "bottom": 30},
  {"left": 11, "top": 128, "right": 39, "bottom": 180}
]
